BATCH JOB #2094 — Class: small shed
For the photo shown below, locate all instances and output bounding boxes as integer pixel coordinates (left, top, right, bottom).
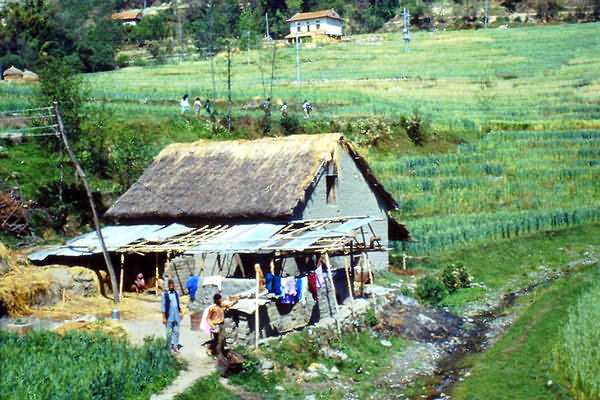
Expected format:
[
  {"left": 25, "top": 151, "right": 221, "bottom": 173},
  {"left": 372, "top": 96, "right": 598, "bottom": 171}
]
[
  {"left": 111, "top": 11, "right": 143, "bottom": 25},
  {"left": 3, "top": 66, "right": 23, "bottom": 81},
  {"left": 285, "top": 9, "right": 344, "bottom": 42}
]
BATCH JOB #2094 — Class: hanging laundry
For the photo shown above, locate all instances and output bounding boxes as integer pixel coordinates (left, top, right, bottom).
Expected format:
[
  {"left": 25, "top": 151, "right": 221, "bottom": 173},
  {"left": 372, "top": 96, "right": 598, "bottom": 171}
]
[
  {"left": 265, "top": 272, "right": 275, "bottom": 293},
  {"left": 315, "top": 266, "right": 324, "bottom": 289},
  {"left": 285, "top": 276, "right": 297, "bottom": 297},
  {"left": 308, "top": 272, "right": 318, "bottom": 300},
  {"left": 274, "top": 275, "right": 282, "bottom": 296},
  {"left": 296, "top": 277, "right": 303, "bottom": 301},
  {"left": 301, "top": 276, "right": 308, "bottom": 304}
]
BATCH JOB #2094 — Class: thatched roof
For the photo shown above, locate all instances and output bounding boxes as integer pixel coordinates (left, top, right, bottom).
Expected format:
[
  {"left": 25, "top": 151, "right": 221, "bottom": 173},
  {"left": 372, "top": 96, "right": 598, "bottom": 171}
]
[
  {"left": 106, "top": 134, "right": 398, "bottom": 221},
  {"left": 22, "top": 70, "right": 39, "bottom": 82}
]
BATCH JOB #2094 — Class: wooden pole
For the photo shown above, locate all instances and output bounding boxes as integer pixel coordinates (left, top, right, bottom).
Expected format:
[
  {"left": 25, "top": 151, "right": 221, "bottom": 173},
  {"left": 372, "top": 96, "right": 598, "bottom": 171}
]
[
  {"left": 269, "top": 258, "right": 275, "bottom": 275},
  {"left": 344, "top": 255, "right": 355, "bottom": 318},
  {"left": 360, "top": 253, "right": 365, "bottom": 296},
  {"left": 119, "top": 253, "right": 124, "bottom": 298},
  {"left": 365, "top": 253, "right": 374, "bottom": 297},
  {"left": 155, "top": 253, "right": 159, "bottom": 297},
  {"left": 200, "top": 253, "right": 206, "bottom": 281},
  {"left": 53, "top": 102, "right": 120, "bottom": 303},
  {"left": 323, "top": 253, "right": 340, "bottom": 315},
  {"left": 166, "top": 251, "right": 172, "bottom": 280},
  {"left": 402, "top": 253, "right": 407, "bottom": 270},
  {"left": 254, "top": 263, "right": 260, "bottom": 350}
]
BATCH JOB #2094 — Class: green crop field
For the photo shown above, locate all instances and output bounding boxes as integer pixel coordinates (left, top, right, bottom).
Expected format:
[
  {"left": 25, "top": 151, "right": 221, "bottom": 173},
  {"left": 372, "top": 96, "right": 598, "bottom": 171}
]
[
  {"left": 2, "top": 23, "right": 600, "bottom": 133},
  {"left": 371, "top": 130, "right": 600, "bottom": 255}
]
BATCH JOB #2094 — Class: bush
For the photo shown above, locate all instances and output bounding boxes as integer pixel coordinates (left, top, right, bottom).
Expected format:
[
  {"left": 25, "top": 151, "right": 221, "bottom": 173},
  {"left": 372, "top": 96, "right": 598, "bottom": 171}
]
[
  {"left": 280, "top": 113, "right": 301, "bottom": 135},
  {"left": 441, "top": 264, "right": 473, "bottom": 293},
  {"left": 396, "top": 109, "right": 430, "bottom": 146},
  {"left": 116, "top": 54, "right": 131, "bottom": 68},
  {"left": 416, "top": 276, "right": 448, "bottom": 305}
]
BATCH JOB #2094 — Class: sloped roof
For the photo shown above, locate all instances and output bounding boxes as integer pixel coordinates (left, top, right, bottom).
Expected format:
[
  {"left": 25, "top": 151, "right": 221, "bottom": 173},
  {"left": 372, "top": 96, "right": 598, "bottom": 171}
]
[
  {"left": 3, "top": 66, "right": 23, "bottom": 77},
  {"left": 111, "top": 11, "right": 142, "bottom": 21},
  {"left": 286, "top": 9, "right": 344, "bottom": 23},
  {"left": 105, "top": 133, "right": 398, "bottom": 221}
]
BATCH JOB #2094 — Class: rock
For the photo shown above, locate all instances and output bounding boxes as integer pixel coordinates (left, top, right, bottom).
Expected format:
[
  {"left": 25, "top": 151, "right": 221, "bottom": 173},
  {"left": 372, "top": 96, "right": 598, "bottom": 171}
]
[
  {"left": 330, "top": 366, "right": 340, "bottom": 374},
  {"left": 275, "top": 385, "right": 284, "bottom": 391},
  {"left": 417, "top": 314, "right": 436, "bottom": 325},
  {"left": 261, "top": 360, "right": 274, "bottom": 370},
  {"left": 324, "top": 348, "right": 348, "bottom": 361},
  {"left": 380, "top": 339, "right": 392, "bottom": 347},
  {"left": 394, "top": 294, "right": 420, "bottom": 307}
]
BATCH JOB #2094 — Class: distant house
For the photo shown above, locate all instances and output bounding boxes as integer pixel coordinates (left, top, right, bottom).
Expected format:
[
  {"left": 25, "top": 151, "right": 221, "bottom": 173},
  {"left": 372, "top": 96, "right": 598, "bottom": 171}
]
[
  {"left": 285, "top": 9, "right": 344, "bottom": 42},
  {"left": 111, "top": 11, "right": 143, "bottom": 25}
]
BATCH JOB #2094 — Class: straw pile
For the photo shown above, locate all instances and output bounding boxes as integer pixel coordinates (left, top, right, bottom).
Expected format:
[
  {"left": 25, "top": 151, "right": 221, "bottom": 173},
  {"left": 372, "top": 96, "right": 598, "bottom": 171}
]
[
  {"left": 54, "top": 320, "right": 128, "bottom": 338},
  {"left": 0, "top": 242, "right": 11, "bottom": 275}
]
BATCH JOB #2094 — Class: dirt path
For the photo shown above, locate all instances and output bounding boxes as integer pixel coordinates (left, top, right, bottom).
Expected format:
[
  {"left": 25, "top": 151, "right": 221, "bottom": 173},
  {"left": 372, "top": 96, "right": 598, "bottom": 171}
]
[{"left": 119, "top": 296, "right": 217, "bottom": 400}]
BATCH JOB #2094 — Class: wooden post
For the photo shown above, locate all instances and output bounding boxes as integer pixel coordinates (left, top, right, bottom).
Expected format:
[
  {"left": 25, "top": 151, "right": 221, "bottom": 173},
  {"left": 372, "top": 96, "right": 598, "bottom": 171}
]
[
  {"left": 344, "top": 255, "right": 355, "bottom": 318},
  {"left": 254, "top": 263, "right": 260, "bottom": 350},
  {"left": 54, "top": 102, "right": 120, "bottom": 303},
  {"left": 155, "top": 253, "right": 159, "bottom": 297},
  {"left": 200, "top": 253, "right": 206, "bottom": 281},
  {"left": 360, "top": 253, "right": 365, "bottom": 296},
  {"left": 402, "top": 253, "right": 407, "bottom": 270},
  {"left": 323, "top": 253, "right": 340, "bottom": 315},
  {"left": 365, "top": 253, "right": 374, "bottom": 297},
  {"left": 119, "top": 253, "right": 124, "bottom": 298},
  {"left": 166, "top": 252, "right": 172, "bottom": 280},
  {"left": 269, "top": 258, "right": 275, "bottom": 275}
]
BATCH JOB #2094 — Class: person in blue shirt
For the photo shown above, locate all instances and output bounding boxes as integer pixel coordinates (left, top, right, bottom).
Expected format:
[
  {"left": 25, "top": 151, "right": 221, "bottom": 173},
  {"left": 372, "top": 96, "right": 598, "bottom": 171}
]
[
  {"left": 185, "top": 273, "right": 199, "bottom": 302},
  {"left": 161, "top": 280, "right": 182, "bottom": 354}
]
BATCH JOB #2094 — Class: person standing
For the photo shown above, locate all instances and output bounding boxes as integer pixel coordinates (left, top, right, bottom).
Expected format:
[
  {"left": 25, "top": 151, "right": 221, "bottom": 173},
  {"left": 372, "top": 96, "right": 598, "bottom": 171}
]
[
  {"left": 280, "top": 102, "right": 288, "bottom": 117},
  {"left": 180, "top": 94, "right": 190, "bottom": 114},
  {"left": 205, "top": 293, "right": 238, "bottom": 357},
  {"left": 204, "top": 99, "right": 211, "bottom": 115},
  {"left": 162, "top": 280, "right": 182, "bottom": 354},
  {"left": 302, "top": 99, "right": 312, "bottom": 120},
  {"left": 185, "top": 272, "right": 199, "bottom": 302},
  {"left": 193, "top": 97, "right": 202, "bottom": 118}
]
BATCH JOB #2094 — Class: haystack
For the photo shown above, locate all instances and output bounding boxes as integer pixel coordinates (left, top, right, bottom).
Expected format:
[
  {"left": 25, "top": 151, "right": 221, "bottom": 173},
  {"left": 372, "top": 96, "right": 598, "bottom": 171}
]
[
  {"left": 3, "top": 66, "right": 23, "bottom": 81},
  {"left": 22, "top": 70, "right": 39, "bottom": 82},
  {"left": 0, "top": 242, "right": 11, "bottom": 275}
]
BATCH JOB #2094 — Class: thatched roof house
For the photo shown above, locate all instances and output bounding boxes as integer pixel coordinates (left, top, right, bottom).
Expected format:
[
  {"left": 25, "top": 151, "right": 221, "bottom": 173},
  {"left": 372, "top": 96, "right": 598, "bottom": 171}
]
[
  {"left": 3, "top": 66, "right": 23, "bottom": 81},
  {"left": 106, "top": 133, "right": 406, "bottom": 269}
]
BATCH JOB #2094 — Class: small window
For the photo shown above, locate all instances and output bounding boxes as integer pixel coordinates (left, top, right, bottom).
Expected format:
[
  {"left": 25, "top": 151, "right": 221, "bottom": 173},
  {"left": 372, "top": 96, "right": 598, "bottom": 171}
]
[
  {"left": 316, "top": 20, "right": 320, "bottom": 29},
  {"left": 307, "top": 22, "right": 310, "bottom": 32},
  {"left": 297, "top": 26, "right": 301, "bottom": 32},
  {"left": 326, "top": 175, "right": 337, "bottom": 204}
]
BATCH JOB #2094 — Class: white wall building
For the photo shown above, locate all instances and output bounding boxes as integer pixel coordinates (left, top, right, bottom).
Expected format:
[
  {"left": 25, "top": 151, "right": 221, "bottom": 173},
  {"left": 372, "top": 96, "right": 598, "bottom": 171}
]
[{"left": 285, "top": 9, "right": 344, "bottom": 42}]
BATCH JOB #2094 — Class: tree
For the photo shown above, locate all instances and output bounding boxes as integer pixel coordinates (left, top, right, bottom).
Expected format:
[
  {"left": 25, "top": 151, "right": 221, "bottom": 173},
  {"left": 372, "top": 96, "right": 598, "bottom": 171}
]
[
  {"left": 34, "top": 57, "right": 88, "bottom": 144},
  {"left": 130, "top": 15, "right": 171, "bottom": 44}
]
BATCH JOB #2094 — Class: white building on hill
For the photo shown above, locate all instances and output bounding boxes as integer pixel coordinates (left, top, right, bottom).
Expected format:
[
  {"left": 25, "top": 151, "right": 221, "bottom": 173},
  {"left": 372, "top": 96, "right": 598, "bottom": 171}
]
[{"left": 285, "top": 9, "right": 344, "bottom": 42}]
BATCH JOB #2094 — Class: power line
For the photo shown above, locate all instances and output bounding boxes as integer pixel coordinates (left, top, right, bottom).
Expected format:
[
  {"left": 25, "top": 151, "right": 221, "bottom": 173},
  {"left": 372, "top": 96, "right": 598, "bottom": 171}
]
[{"left": 0, "top": 106, "right": 53, "bottom": 115}]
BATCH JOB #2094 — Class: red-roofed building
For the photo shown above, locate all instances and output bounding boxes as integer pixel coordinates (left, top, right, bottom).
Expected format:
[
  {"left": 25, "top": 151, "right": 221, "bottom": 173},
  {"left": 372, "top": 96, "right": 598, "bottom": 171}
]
[
  {"left": 285, "top": 9, "right": 344, "bottom": 42},
  {"left": 111, "top": 11, "right": 143, "bottom": 26}
]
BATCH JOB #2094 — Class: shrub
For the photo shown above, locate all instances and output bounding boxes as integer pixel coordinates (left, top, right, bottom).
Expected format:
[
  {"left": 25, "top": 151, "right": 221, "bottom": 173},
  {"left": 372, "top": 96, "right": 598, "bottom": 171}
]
[
  {"left": 397, "top": 109, "right": 430, "bottom": 146},
  {"left": 116, "top": 54, "right": 131, "bottom": 68},
  {"left": 441, "top": 264, "right": 473, "bottom": 293},
  {"left": 280, "top": 113, "right": 301, "bottom": 135},
  {"left": 416, "top": 276, "right": 448, "bottom": 305}
]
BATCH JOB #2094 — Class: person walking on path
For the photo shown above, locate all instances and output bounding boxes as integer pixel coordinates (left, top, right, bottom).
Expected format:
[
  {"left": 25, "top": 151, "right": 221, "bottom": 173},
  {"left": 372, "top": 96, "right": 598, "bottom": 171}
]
[
  {"left": 185, "top": 273, "right": 199, "bottom": 302},
  {"left": 204, "top": 99, "right": 211, "bottom": 116},
  {"left": 180, "top": 94, "right": 190, "bottom": 114},
  {"left": 203, "top": 293, "right": 238, "bottom": 357},
  {"left": 302, "top": 99, "right": 312, "bottom": 120},
  {"left": 280, "top": 102, "right": 288, "bottom": 117},
  {"left": 193, "top": 97, "right": 202, "bottom": 118},
  {"left": 162, "top": 279, "right": 182, "bottom": 354}
]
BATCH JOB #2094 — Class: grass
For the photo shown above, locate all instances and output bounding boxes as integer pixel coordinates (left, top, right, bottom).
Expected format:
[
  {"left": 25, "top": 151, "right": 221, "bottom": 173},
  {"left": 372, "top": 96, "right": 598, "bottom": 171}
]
[
  {"left": 450, "top": 264, "right": 599, "bottom": 400},
  {"left": 174, "top": 373, "right": 238, "bottom": 400}
]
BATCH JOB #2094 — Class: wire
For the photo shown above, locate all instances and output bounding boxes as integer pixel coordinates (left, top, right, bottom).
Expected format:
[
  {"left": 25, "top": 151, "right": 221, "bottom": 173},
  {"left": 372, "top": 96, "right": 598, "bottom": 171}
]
[
  {"left": 1, "top": 124, "right": 59, "bottom": 132},
  {"left": 0, "top": 132, "right": 59, "bottom": 138},
  {"left": 0, "top": 114, "right": 55, "bottom": 121},
  {"left": 0, "top": 106, "right": 53, "bottom": 115}
]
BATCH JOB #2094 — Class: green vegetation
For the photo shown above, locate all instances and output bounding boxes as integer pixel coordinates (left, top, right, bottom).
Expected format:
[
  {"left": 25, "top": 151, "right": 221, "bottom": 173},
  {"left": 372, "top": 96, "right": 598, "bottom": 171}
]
[
  {"left": 451, "top": 264, "right": 598, "bottom": 399},
  {"left": 174, "top": 373, "right": 238, "bottom": 400},
  {"left": 553, "top": 284, "right": 600, "bottom": 399},
  {"left": 0, "top": 329, "right": 180, "bottom": 400},
  {"left": 375, "top": 130, "right": 600, "bottom": 255}
]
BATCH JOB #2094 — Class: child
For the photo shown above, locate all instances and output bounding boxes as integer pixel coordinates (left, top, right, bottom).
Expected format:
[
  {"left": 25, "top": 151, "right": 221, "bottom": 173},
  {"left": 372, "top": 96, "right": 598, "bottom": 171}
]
[
  {"left": 180, "top": 94, "right": 190, "bottom": 114},
  {"left": 194, "top": 97, "right": 202, "bottom": 117}
]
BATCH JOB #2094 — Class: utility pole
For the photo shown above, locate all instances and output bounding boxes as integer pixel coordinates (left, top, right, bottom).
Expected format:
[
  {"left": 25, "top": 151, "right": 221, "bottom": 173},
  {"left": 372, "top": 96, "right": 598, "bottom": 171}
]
[
  {"left": 403, "top": 8, "right": 411, "bottom": 54},
  {"left": 295, "top": 33, "right": 301, "bottom": 87},
  {"left": 53, "top": 102, "right": 120, "bottom": 303},
  {"left": 265, "top": 13, "right": 270, "bottom": 40},
  {"left": 248, "top": 30, "right": 251, "bottom": 65},
  {"left": 227, "top": 43, "right": 232, "bottom": 131},
  {"left": 484, "top": 0, "right": 488, "bottom": 30}
]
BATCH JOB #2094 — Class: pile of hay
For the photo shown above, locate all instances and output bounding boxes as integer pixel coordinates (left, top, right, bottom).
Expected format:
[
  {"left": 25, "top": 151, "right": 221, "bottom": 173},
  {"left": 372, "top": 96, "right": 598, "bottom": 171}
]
[
  {"left": 0, "top": 242, "right": 11, "bottom": 275},
  {"left": 54, "top": 320, "right": 128, "bottom": 338},
  {"left": 0, "top": 266, "right": 54, "bottom": 316}
]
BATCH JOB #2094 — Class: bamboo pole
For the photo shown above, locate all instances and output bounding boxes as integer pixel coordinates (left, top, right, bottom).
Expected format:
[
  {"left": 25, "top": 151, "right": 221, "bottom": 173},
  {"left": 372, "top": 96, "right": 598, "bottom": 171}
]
[
  {"left": 200, "top": 253, "right": 206, "bottom": 281},
  {"left": 254, "top": 263, "right": 260, "bottom": 350},
  {"left": 54, "top": 102, "right": 120, "bottom": 303},
  {"left": 344, "top": 255, "right": 355, "bottom": 318},
  {"left": 323, "top": 253, "right": 339, "bottom": 315},
  {"left": 403, "top": 253, "right": 407, "bottom": 270},
  {"left": 155, "top": 253, "right": 159, "bottom": 297},
  {"left": 360, "top": 253, "right": 365, "bottom": 296},
  {"left": 166, "top": 251, "right": 172, "bottom": 280},
  {"left": 119, "top": 253, "right": 124, "bottom": 298},
  {"left": 365, "top": 253, "right": 374, "bottom": 297}
]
